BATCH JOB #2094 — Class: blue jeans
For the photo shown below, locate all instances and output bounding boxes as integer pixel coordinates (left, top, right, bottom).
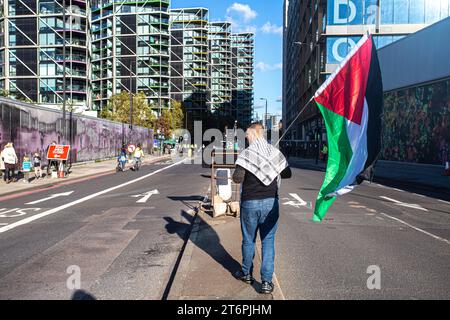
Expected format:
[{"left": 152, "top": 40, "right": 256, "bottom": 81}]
[{"left": 240, "top": 198, "right": 279, "bottom": 283}]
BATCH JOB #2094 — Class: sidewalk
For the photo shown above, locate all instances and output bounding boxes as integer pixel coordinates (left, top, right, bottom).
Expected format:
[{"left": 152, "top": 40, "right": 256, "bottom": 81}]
[
  {"left": 168, "top": 207, "right": 284, "bottom": 300},
  {"left": 288, "top": 157, "right": 450, "bottom": 192},
  {"left": 0, "top": 154, "right": 171, "bottom": 197}
]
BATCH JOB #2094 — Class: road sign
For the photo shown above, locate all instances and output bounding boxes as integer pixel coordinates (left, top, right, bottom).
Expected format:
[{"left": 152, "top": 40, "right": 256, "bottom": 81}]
[
  {"left": 127, "top": 144, "right": 136, "bottom": 154},
  {"left": 47, "top": 145, "right": 70, "bottom": 160}
]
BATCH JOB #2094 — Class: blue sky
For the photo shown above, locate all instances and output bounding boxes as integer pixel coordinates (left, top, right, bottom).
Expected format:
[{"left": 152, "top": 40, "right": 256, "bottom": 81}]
[{"left": 172, "top": 0, "right": 283, "bottom": 119}]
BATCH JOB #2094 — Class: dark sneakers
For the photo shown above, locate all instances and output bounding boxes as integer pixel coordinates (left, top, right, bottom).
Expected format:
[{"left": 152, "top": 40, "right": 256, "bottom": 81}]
[
  {"left": 260, "top": 281, "right": 274, "bottom": 294},
  {"left": 234, "top": 270, "right": 255, "bottom": 285}
]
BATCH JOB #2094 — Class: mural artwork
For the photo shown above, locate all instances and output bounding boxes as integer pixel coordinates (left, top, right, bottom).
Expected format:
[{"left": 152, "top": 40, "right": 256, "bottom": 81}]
[
  {"left": 0, "top": 100, "right": 154, "bottom": 164},
  {"left": 382, "top": 79, "right": 450, "bottom": 165}
]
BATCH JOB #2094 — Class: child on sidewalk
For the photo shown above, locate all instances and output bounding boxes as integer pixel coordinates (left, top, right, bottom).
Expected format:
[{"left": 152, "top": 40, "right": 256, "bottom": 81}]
[
  {"left": 33, "top": 152, "right": 43, "bottom": 180},
  {"left": 22, "top": 155, "right": 31, "bottom": 183}
]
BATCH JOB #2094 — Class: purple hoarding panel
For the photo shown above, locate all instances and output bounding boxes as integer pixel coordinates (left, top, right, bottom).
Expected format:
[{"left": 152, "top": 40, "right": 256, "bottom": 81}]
[{"left": 0, "top": 98, "right": 154, "bottom": 163}]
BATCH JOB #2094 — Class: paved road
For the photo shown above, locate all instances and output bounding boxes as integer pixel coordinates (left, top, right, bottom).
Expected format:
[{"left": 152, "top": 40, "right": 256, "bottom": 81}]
[
  {"left": 0, "top": 158, "right": 210, "bottom": 300},
  {"left": 275, "top": 167, "right": 450, "bottom": 299}
]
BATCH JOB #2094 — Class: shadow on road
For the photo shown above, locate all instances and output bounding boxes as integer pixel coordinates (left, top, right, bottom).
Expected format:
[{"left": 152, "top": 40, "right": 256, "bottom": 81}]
[
  {"left": 167, "top": 195, "right": 205, "bottom": 211},
  {"left": 163, "top": 209, "right": 241, "bottom": 278}
]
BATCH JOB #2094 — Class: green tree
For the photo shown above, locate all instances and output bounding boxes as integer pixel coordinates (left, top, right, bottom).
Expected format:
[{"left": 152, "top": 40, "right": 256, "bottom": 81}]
[
  {"left": 154, "top": 99, "right": 184, "bottom": 137},
  {"left": 100, "top": 92, "right": 156, "bottom": 129}
]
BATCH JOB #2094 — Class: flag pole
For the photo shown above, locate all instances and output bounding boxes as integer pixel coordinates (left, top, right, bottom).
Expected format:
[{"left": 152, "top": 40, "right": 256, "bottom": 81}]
[{"left": 275, "top": 96, "right": 315, "bottom": 147}]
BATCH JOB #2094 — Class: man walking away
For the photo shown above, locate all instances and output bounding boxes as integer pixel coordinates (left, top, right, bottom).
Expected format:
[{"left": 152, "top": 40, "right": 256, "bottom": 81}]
[
  {"left": 232, "top": 123, "right": 292, "bottom": 294},
  {"left": 1, "top": 142, "right": 19, "bottom": 184}
]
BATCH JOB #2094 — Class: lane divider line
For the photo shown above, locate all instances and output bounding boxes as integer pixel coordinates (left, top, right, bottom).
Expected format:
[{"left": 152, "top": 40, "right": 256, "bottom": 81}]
[
  {"left": 379, "top": 212, "right": 450, "bottom": 245},
  {"left": 0, "top": 159, "right": 186, "bottom": 234}
]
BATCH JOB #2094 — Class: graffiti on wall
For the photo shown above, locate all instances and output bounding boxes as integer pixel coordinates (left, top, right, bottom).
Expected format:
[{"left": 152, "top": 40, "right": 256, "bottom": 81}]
[
  {"left": 0, "top": 99, "right": 154, "bottom": 163},
  {"left": 382, "top": 79, "right": 450, "bottom": 165}
]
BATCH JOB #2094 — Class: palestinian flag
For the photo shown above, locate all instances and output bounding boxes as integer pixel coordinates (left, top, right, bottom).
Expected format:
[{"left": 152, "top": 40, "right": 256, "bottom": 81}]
[{"left": 312, "top": 34, "right": 383, "bottom": 222}]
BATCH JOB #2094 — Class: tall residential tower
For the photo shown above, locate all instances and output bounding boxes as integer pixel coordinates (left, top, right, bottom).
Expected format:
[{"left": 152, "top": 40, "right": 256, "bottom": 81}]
[
  {"left": 231, "top": 32, "right": 254, "bottom": 129},
  {"left": 169, "top": 7, "right": 210, "bottom": 125},
  {"left": 208, "top": 21, "right": 232, "bottom": 115},
  {"left": 91, "top": 0, "right": 171, "bottom": 114},
  {"left": 0, "top": 0, "right": 90, "bottom": 110}
]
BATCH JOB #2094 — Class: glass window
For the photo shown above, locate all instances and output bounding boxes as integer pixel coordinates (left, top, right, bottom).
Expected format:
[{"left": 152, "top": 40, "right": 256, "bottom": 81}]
[
  {"left": 381, "top": 0, "right": 394, "bottom": 24},
  {"left": 441, "top": 0, "right": 450, "bottom": 18},
  {"left": 425, "top": 0, "right": 441, "bottom": 23},
  {"left": 375, "top": 35, "right": 394, "bottom": 49},
  {"left": 39, "top": 63, "right": 56, "bottom": 76},
  {"left": 39, "top": 33, "right": 56, "bottom": 45},
  {"left": 394, "top": 0, "right": 409, "bottom": 24},
  {"left": 364, "top": 0, "right": 379, "bottom": 25},
  {"left": 326, "top": 36, "right": 361, "bottom": 64},
  {"left": 409, "top": 0, "right": 425, "bottom": 23}
]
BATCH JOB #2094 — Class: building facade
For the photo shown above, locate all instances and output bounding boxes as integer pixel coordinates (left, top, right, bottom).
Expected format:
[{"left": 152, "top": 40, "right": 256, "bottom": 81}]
[
  {"left": 170, "top": 7, "right": 210, "bottom": 125},
  {"left": 283, "top": 0, "right": 450, "bottom": 147},
  {"left": 91, "top": 0, "right": 170, "bottom": 114},
  {"left": 208, "top": 21, "right": 232, "bottom": 115},
  {"left": 0, "top": 0, "right": 90, "bottom": 111},
  {"left": 231, "top": 32, "right": 254, "bottom": 129},
  {"left": 170, "top": 8, "right": 254, "bottom": 129},
  {"left": 0, "top": 2, "right": 254, "bottom": 127},
  {"left": 378, "top": 17, "right": 450, "bottom": 165}
]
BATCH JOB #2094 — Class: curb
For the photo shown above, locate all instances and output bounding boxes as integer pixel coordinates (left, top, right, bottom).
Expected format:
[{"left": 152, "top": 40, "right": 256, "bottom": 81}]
[
  {"left": 166, "top": 210, "right": 202, "bottom": 300},
  {"left": 0, "top": 155, "right": 172, "bottom": 200},
  {"left": 290, "top": 160, "right": 450, "bottom": 195}
]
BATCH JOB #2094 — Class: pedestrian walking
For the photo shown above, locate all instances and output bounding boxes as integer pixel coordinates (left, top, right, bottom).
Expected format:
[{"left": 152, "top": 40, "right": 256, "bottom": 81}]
[
  {"left": 321, "top": 144, "right": 328, "bottom": 162},
  {"left": 232, "top": 122, "right": 292, "bottom": 294},
  {"left": 33, "top": 152, "right": 43, "bottom": 179},
  {"left": 0, "top": 144, "right": 5, "bottom": 180},
  {"left": 1, "top": 142, "right": 19, "bottom": 184}
]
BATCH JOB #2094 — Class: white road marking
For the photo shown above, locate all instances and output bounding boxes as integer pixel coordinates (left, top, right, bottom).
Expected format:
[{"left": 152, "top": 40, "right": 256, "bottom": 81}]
[
  {"left": 413, "top": 193, "right": 426, "bottom": 198},
  {"left": 132, "top": 189, "right": 160, "bottom": 203},
  {"left": 283, "top": 193, "right": 312, "bottom": 209},
  {"left": 26, "top": 191, "right": 74, "bottom": 205},
  {"left": 0, "top": 208, "right": 41, "bottom": 218},
  {"left": 376, "top": 184, "right": 405, "bottom": 192},
  {"left": 380, "top": 196, "right": 428, "bottom": 212},
  {"left": 379, "top": 212, "right": 450, "bottom": 245},
  {"left": 0, "top": 159, "right": 185, "bottom": 234}
]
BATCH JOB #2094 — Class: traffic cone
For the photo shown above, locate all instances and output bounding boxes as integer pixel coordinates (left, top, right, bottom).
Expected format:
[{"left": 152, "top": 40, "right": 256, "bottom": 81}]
[{"left": 444, "top": 162, "right": 450, "bottom": 176}]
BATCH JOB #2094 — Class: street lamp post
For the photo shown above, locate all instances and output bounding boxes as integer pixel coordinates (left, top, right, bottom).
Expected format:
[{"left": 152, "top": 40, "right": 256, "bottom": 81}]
[{"left": 62, "top": 0, "right": 67, "bottom": 144}]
